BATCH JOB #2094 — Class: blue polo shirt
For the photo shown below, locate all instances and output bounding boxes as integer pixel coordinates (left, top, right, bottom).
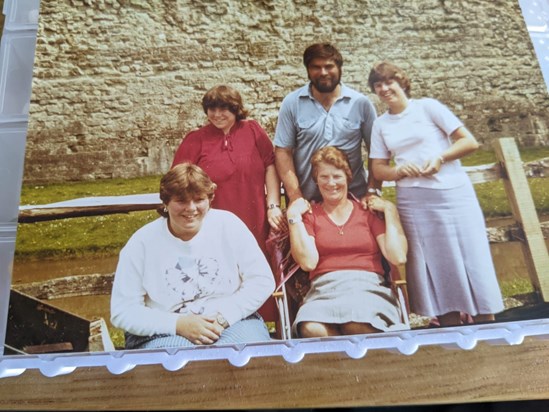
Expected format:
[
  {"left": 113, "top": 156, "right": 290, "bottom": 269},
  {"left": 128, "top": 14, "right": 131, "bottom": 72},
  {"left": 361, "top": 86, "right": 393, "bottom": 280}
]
[{"left": 274, "top": 83, "right": 377, "bottom": 201}]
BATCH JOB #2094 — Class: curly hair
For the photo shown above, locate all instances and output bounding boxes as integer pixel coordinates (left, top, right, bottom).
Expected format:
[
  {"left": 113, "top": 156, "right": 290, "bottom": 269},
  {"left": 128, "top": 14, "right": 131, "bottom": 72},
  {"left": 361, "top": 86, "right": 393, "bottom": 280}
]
[{"left": 311, "top": 146, "right": 352, "bottom": 184}]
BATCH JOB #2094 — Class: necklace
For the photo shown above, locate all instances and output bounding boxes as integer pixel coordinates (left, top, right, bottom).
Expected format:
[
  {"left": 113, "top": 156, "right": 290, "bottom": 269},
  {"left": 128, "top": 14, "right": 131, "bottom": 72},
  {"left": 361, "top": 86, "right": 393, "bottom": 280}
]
[{"left": 323, "top": 200, "right": 351, "bottom": 236}]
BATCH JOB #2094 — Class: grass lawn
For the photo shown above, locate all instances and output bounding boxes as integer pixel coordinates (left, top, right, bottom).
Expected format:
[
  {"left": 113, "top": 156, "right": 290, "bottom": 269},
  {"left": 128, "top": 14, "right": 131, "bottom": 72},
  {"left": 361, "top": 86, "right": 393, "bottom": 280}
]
[{"left": 14, "top": 146, "right": 549, "bottom": 261}]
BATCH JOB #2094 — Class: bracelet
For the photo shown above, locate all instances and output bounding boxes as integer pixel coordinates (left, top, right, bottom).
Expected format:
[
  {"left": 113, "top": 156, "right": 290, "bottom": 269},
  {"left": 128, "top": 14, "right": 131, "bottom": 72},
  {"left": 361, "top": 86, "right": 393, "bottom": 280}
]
[
  {"left": 268, "top": 204, "right": 280, "bottom": 209},
  {"left": 438, "top": 155, "right": 446, "bottom": 164}
]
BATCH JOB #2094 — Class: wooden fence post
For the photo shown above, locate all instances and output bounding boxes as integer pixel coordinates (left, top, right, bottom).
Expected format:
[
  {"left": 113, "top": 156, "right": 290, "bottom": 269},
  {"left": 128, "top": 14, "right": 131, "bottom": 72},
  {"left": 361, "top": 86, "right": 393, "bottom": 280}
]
[{"left": 493, "top": 138, "right": 549, "bottom": 302}]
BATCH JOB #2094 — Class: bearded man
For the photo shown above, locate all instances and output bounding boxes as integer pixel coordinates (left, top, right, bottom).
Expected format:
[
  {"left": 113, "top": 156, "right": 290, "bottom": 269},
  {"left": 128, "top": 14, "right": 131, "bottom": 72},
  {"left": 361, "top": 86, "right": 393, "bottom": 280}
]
[{"left": 274, "top": 43, "right": 381, "bottom": 204}]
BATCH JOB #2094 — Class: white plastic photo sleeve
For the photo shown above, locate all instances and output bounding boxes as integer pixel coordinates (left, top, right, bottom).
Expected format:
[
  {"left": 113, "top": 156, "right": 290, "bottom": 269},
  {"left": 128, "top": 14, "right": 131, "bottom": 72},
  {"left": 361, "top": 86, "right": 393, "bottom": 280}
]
[{"left": 1, "top": 0, "right": 549, "bottom": 378}]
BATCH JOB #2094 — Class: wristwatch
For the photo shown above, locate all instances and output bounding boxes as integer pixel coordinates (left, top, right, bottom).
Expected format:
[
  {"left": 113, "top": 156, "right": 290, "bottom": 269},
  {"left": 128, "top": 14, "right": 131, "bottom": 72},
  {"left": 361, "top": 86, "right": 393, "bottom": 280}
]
[
  {"left": 216, "top": 313, "right": 229, "bottom": 329},
  {"left": 288, "top": 217, "right": 302, "bottom": 225},
  {"left": 268, "top": 204, "right": 280, "bottom": 209},
  {"left": 367, "top": 188, "right": 382, "bottom": 197}
]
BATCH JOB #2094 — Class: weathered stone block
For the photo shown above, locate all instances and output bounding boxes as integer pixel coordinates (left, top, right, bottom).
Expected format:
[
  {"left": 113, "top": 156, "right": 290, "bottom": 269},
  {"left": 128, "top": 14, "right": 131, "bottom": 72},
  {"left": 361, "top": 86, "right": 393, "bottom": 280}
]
[{"left": 23, "top": 0, "right": 549, "bottom": 183}]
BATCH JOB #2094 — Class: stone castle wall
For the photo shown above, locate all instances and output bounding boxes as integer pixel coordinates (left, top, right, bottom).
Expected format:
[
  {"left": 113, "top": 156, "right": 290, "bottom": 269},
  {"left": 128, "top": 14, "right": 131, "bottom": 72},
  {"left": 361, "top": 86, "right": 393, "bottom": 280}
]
[{"left": 24, "top": 0, "right": 549, "bottom": 183}]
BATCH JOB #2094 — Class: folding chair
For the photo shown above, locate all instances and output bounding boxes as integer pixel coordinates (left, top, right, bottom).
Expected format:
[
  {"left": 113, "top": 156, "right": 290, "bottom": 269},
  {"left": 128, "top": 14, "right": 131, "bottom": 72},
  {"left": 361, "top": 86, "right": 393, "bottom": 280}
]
[
  {"left": 266, "top": 227, "right": 410, "bottom": 340},
  {"left": 265, "top": 228, "right": 301, "bottom": 340}
]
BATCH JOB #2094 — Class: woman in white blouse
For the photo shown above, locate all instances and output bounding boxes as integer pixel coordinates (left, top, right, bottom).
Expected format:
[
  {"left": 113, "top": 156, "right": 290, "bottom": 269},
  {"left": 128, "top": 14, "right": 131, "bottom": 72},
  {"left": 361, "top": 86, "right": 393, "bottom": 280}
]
[{"left": 367, "top": 61, "right": 504, "bottom": 327}]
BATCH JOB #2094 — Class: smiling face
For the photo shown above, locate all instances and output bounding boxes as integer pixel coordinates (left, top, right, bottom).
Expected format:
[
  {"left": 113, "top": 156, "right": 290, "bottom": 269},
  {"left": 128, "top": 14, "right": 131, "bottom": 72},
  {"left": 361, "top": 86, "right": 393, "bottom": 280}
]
[
  {"left": 207, "top": 107, "right": 237, "bottom": 135},
  {"left": 368, "top": 62, "right": 411, "bottom": 114},
  {"left": 166, "top": 196, "right": 211, "bottom": 241},
  {"left": 307, "top": 57, "right": 342, "bottom": 94},
  {"left": 373, "top": 78, "right": 409, "bottom": 111},
  {"left": 316, "top": 162, "right": 348, "bottom": 204}
]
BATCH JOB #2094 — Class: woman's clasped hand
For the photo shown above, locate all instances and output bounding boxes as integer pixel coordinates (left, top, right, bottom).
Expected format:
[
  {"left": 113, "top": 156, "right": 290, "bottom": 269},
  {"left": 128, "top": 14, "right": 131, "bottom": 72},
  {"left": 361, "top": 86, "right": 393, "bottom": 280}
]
[{"left": 175, "top": 314, "right": 225, "bottom": 345}]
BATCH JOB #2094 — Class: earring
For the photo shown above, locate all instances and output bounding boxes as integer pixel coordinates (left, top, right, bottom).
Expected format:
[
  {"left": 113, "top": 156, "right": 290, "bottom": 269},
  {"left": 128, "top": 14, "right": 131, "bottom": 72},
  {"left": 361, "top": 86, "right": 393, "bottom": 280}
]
[{"left": 163, "top": 206, "right": 168, "bottom": 213}]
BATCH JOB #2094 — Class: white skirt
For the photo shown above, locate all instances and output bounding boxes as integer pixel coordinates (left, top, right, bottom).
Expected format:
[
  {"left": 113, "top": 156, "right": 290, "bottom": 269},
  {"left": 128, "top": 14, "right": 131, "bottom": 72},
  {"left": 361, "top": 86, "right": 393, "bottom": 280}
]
[
  {"left": 397, "top": 181, "right": 504, "bottom": 317},
  {"left": 292, "top": 270, "right": 409, "bottom": 336}
]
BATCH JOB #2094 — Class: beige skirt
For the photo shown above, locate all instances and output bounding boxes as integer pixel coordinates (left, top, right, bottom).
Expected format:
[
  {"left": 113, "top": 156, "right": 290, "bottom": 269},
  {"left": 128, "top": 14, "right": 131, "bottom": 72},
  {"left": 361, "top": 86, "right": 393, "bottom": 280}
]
[{"left": 292, "top": 270, "right": 409, "bottom": 336}]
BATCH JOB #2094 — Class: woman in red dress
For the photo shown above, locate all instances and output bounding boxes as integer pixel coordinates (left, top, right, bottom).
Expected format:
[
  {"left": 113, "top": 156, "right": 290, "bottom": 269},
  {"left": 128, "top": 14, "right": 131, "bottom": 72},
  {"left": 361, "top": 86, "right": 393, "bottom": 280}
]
[{"left": 172, "top": 85, "right": 284, "bottom": 322}]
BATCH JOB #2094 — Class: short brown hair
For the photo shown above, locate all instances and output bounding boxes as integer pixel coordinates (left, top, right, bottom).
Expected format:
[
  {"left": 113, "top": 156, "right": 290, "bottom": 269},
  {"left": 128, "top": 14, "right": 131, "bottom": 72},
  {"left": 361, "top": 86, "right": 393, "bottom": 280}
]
[
  {"left": 368, "top": 61, "right": 412, "bottom": 97},
  {"left": 159, "top": 163, "right": 217, "bottom": 217},
  {"left": 303, "top": 43, "right": 343, "bottom": 69},
  {"left": 201, "top": 85, "right": 249, "bottom": 120},
  {"left": 311, "top": 147, "right": 352, "bottom": 184}
]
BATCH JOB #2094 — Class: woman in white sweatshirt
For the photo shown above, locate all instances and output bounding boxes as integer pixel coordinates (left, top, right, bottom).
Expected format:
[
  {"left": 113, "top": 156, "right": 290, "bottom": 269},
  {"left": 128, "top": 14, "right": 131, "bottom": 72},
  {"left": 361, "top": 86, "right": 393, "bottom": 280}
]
[{"left": 111, "top": 163, "right": 275, "bottom": 349}]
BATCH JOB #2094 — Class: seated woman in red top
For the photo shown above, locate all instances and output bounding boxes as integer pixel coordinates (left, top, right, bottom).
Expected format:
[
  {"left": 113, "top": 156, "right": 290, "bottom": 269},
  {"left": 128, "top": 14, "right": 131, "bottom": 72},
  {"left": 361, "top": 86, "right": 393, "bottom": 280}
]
[
  {"left": 286, "top": 146, "right": 409, "bottom": 338},
  {"left": 172, "top": 85, "right": 284, "bottom": 322}
]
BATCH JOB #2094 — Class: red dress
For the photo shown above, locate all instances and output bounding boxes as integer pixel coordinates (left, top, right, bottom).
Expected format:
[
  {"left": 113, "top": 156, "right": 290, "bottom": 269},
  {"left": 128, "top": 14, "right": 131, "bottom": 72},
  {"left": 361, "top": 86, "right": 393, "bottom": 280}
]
[{"left": 172, "top": 119, "right": 278, "bottom": 321}]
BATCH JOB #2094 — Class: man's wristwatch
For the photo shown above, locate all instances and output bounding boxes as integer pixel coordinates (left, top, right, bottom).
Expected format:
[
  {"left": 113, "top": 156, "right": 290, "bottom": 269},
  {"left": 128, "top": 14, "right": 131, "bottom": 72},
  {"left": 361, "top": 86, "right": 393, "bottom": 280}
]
[
  {"left": 216, "top": 313, "right": 229, "bottom": 329},
  {"left": 367, "top": 188, "right": 382, "bottom": 197}
]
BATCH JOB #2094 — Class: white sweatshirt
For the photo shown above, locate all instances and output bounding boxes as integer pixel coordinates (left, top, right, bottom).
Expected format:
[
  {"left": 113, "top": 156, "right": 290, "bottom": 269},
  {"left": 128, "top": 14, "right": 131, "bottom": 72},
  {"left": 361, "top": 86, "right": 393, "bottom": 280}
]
[{"left": 110, "top": 209, "right": 275, "bottom": 336}]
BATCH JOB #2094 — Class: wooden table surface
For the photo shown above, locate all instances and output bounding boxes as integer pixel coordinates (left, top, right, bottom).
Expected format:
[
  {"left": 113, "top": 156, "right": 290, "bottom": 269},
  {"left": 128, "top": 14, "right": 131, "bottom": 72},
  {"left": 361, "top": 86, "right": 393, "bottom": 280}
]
[{"left": 0, "top": 336, "right": 549, "bottom": 410}]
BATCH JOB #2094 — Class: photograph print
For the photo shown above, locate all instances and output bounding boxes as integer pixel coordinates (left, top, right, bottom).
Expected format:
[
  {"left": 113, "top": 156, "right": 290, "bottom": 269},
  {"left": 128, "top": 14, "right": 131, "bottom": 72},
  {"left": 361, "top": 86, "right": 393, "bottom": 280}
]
[{"left": 2, "top": 0, "right": 549, "bottom": 355}]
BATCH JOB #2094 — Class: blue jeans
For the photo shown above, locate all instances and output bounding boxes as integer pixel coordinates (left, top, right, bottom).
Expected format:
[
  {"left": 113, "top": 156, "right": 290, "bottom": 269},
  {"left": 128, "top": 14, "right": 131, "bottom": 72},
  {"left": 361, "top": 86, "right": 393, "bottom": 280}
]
[{"left": 124, "top": 312, "right": 270, "bottom": 349}]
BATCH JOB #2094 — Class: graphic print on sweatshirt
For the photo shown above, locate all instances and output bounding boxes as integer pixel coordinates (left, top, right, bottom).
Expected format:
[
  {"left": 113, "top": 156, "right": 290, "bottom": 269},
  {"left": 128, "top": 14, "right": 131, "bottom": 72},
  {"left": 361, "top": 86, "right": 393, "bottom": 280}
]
[{"left": 164, "top": 255, "right": 233, "bottom": 314}]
